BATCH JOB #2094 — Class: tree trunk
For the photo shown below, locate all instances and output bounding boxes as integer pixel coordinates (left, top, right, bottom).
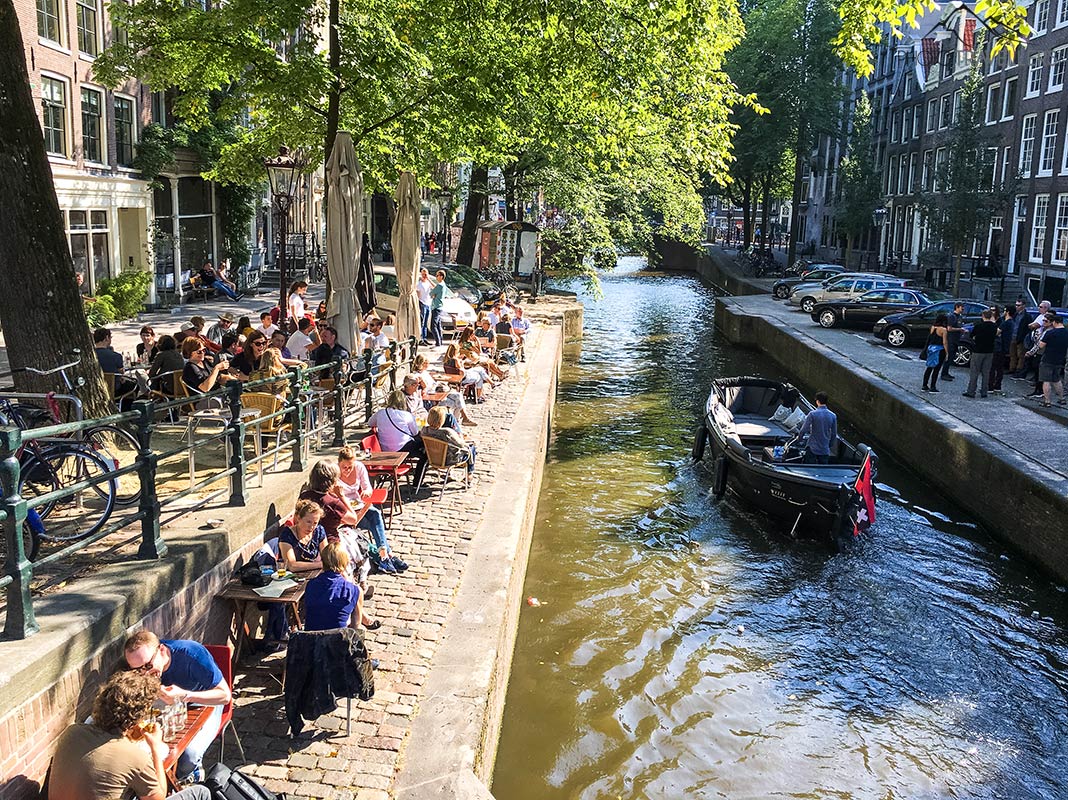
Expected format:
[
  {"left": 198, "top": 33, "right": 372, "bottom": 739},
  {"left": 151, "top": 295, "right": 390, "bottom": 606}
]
[
  {"left": 787, "top": 130, "right": 805, "bottom": 266},
  {"left": 0, "top": 0, "right": 110, "bottom": 417},
  {"left": 741, "top": 174, "right": 753, "bottom": 249},
  {"left": 456, "top": 164, "right": 488, "bottom": 267}
]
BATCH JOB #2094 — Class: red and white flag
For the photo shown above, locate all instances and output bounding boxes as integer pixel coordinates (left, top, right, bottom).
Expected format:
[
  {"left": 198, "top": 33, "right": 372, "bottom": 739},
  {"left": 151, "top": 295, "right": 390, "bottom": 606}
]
[{"left": 852, "top": 452, "right": 876, "bottom": 537}]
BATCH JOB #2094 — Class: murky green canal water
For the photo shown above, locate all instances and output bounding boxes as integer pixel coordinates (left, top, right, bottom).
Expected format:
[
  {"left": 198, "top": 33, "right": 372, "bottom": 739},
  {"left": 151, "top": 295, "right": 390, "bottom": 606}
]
[{"left": 492, "top": 258, "right": 1068, "bottom": 800}]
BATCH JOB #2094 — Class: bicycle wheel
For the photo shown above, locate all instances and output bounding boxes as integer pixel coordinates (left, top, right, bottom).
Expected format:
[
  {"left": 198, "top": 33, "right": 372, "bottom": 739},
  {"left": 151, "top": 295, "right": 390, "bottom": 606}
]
[
  {"left": 84, "top": 424, "right": 141, "bottom": 506},
  {"left": 19, "top": 447, "right": 117, "bottom": 547}
]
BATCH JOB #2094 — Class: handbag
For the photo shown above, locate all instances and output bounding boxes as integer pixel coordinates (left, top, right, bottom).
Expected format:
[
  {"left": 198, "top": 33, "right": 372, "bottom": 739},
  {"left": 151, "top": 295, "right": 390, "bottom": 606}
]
[
  {"left": 206, "top": 763, "right": 284, "bottom": 799},
  {"left": 925, "top": 345, "right": 943, "bottom": 367}
]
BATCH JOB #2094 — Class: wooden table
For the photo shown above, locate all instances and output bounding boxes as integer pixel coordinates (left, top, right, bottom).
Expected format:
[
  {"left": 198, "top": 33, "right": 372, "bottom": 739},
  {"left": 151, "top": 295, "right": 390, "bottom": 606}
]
[
  {"left": 218, "top": 576, "right": 306, "bottom": 664},
  {"left": 361, "top": 451, "right": 409, "bottom": 521},
  {"left": 163, "top": 705, "right": 213, "bottom": 790}
]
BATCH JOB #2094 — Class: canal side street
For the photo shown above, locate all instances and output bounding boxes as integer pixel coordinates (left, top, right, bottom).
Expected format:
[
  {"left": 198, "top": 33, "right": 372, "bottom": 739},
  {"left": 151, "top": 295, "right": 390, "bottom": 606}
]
[{"left": 715, "top": 292, "right": 1068, "bottom": 581}]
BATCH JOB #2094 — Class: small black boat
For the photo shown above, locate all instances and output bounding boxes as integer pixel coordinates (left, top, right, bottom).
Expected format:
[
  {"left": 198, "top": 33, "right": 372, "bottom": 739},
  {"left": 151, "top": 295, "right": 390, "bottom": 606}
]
[{"left": 693, "top": 376, "right": 877, "bottom": 544}]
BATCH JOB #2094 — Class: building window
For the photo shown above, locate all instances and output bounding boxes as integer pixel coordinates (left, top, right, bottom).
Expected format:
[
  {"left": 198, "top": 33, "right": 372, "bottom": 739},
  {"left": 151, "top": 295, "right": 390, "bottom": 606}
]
[
  {"left": 75, "top": 0, "right": 99, "bottom": 56},
  {"left": 1002, "top": 145, "right": 1012, "bottom": 183},
  {"left": 1051, "top": 47, "right": 1068, "bottom": 92},
  {"left": 37, "top": 0, "right": 63, "bottom": 43},
  {"left": 891, "top": 110, "right": 900, "bottom": 142},
  {"left": 941, "top": 49, "right": 956, "bottom": 79},
  {"left": 934, "top": 148, "right": 947, "bottom": 191},
  {"left": 985, "top": 83, "right": 1001, "bottom": 124},
  {"left": 927, "top": 98, "right": 937, "bottom": 132},
  {"left": 1059, "top": 0, "right": 1068, "bottom": 27},
  {"left": 1020, "top": 113, "right": 1037, "bottom": 177},
  {"left": 908, "top": 152, "right": 918, "bottom": 192},
  {"left": 1028, "top": 54, "right": 1044, "bottom": 97},
  {"left": 897, "top": 156, "right": 907, "bottom": 195},
  {"left": 903, "top": 107, "right": 913, "bottom": 141},
  {"left": 1054, "top": 195, "right": 1068, "bottom": 263},
  {"left": 887, "top": 155, "right": 897, "bottom": 195},
  {"left": 983, "top": 147, "right": 998, "bottom": 188},
  {"left": 922, "top": 149, "right": 934, "bottom": 190},
  {"left": 151, "top": 91, "right": 168, "bottom": 127},
  {"left": 115, "top": 96, "right": 135, "bottom": 166},
  {"left": 80, "top": 87, "right": 102, "bottom": 163},
  {"left": 940, "top": 95, "right": 952, "bottom": 129},
  {"left": 1032, "top": 195, "right": 1050, "bottom": 261},
  {"left": 952, "top": 90, "right": 962, "bottom": 124},
  {"left": 111, "top": 0, "right": 128, "bottom": 45},
  {"left": 1040, "top": 109, "right": 1060, "bottom": 175},
  {"left": 41, "top": 76, "right": 66, "bottom": 157},
  {"left": 1002, "top": 77, "right": 1018, "bottom": 119},
  {"left": 1035, "top": 0, "right": 1051, "bottom": 34},
  {"left": 913, "top": 104, "right": 922, "bottom": 137},
  {"left": 67, "top": 209, "right": 111, "bottom": 291}
]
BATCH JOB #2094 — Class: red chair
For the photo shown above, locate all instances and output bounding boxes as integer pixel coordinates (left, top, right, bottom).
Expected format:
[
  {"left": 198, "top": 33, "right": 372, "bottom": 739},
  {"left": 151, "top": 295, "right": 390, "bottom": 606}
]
[
  {"left": 362, "top": 433, "right": 411, "bottom": 520},
  {"left": 205, "top": 643, "right": 245, "bottom": 764}
]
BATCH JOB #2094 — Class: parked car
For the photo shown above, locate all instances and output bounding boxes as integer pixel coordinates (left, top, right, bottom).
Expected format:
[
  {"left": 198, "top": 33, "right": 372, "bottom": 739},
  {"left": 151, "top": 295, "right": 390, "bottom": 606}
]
[
  {"left": 809, "top": 288, "right": 943, "bottom": 329},
  {"left": 772, "top": 265, "right": 843, "bottom": 299},
  {"left": 787, "top": 274, "right": 911, "bottom": 314},
  {"left": 872, "top": 300, "right": 991, "bottom": 349},
  {"left": 439, "top": 262, "right": 501, "bottom": 309},
  {"left": 372, "top": 266, "right": 477, "bottom": 332}
]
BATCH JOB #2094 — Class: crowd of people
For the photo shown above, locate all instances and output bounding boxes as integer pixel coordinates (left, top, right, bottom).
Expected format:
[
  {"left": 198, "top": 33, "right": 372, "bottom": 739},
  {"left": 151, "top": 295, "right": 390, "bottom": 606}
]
[{"left": 921, "top": 299, "right": 1067, "bottom": 407}]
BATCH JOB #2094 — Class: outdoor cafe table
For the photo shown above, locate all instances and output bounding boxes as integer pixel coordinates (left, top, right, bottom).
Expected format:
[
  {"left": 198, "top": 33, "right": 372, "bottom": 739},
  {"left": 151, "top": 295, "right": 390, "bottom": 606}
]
[
  {"left": 163, "top": 705, "right": 213, "bottom": 790},
  {"left": 360, "top": 450, "right": 409, "bottom": 521},
  {"left": 218, "top": 576, "right": 306, "bottom": 665}
]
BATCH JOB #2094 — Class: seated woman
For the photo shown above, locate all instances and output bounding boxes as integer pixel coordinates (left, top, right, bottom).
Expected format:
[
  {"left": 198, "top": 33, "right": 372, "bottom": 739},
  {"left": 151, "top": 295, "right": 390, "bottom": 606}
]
[
  {"left": 457, "top": 327, "right": 506, "bottom": 380},
  {"left": 337, "top": 447, "right": 408, "bottom": 573},
  {"left": 298, "top": 460, "right": 380, "bottom": 578},
  {"left": 411, "top": 354, "right": 477, "bottom": 427},
  {"left": 367, "top": 390, "right": 428, "bottom": 487},
  {"left": 443, "top": 344, "right": 491, "bottom": 403},
  {"left": 229, "top": 330, "right": 268, "bottom": 380},
  {"left": 304, "top": 541, "right": 379, "bottom": 631},
  {"left": 148, "top": 334, "right": 184, "bottom": 388},
  {"left": 421, "top": 405, "right": 476, "bottom": 475},
  {"left": 249, "top": 346, "right": 291, "bottom": 398},
  {"left": 181, "top": 337, "right": 231, "bottom": 397},
  {"left": 278, "top": 498, "right": 328, "bottom": 572}
]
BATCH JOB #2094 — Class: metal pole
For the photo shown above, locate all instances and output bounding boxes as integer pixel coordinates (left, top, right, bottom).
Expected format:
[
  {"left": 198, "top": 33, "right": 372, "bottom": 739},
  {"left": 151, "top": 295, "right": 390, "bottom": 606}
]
[
  {"left": 225, "top": 383, "right": 248, "bottom": 507},
  {"left": 133, "top": 400, "right": 166, "bottom": 559},
  {"left": 278, "top": 195, "right": 291, "bottom": 326},
  {"left": 1, "top": 426, "right": 38, "bottom": 639},
  {"left": 331, "top": 358, "right": 346, "bottom": 447},
  {"left": 288, "top": 368, "right": 306, "bottom": 472}
]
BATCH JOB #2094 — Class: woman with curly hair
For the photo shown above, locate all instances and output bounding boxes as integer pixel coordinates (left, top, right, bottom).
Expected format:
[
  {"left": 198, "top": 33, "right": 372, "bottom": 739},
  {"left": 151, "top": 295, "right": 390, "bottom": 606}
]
[{"left": 48, "top": 671, "right": 210, "bottom": 799}]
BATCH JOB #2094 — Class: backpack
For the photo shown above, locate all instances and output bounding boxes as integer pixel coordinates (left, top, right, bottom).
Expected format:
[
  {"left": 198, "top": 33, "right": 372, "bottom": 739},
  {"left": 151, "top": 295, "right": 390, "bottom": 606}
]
[{"left": 205, "top": 763, "right": 285, "bottom": 800}]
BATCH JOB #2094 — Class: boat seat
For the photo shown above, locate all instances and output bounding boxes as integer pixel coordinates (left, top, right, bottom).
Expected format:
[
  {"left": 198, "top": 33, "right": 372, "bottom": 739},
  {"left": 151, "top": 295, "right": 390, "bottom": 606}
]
[{"left": 732, "top": 414, "right": 792, "bottom": 439}]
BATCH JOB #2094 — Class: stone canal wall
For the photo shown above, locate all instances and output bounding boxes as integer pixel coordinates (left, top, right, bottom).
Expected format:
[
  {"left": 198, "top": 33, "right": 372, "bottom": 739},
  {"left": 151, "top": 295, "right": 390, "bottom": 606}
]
[
  {"left": 655, "top": 237, "right": 769, "bottom": 296},
  {"left": 715, "top": 295, "right": 1068, "bottom": 582}
]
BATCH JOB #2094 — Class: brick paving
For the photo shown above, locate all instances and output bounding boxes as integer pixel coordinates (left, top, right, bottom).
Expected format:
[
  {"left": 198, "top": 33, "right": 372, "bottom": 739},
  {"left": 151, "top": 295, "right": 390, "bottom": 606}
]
[{"left": 212, "top": 336, "right": 539, "bottom": 800}]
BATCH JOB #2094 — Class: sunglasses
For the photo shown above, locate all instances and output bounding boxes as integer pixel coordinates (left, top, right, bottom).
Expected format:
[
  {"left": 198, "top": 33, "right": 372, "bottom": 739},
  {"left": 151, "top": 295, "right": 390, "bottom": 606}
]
[{"left": 132, "top": 643, "right": 161, "bottom": 672}]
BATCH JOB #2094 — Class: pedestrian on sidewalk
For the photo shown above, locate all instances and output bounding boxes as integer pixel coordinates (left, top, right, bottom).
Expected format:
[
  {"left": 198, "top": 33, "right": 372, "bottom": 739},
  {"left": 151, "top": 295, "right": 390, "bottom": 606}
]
[
  {"left": 922, "top": 313, "right": 950, "bottom": 393},
  {"left": 1010, "top": 299, "right": 1032, "bottom": 374},
  {"left": 417, "top": 267, "right": 433, "bottom": 344},
  {"left": 989, "top": 305, "right": 1014, "bottom": 394},
  {"left": 429, "top": 269, "right": 449, "bottom": 347},
  {"left": 1037, "top": 314, "right": 1067, "bottom": 407},
  {"left": 964, "top": 308, "right": 998, "bottom": 398},
  {"left": 941, "top": 302, "right": 964, "bottom": 381}
]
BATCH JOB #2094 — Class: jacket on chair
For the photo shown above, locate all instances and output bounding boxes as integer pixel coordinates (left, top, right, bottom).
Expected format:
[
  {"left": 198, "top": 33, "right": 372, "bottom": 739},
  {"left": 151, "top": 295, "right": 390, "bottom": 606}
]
[{"left": 284, "top": 627, "right": 374, "bottom": 736}]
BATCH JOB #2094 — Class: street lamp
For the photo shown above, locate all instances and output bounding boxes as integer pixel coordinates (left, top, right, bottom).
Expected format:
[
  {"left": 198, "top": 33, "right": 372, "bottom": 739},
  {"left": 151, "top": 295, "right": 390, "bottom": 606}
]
[
  {"left": 265, "top": 145, "right": 306, "bottom": 324},
  {"left": 872, "top": 206, "right": 888, "bottom": 228}
]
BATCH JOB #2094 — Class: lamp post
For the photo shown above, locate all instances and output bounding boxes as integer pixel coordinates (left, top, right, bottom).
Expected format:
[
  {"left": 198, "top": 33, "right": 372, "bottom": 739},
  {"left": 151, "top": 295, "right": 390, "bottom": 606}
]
[
  {"left": 872, "top": 205, "right": 889, "bottom": 270},
  {"left": 265, "top": 146, "right": 305, "bottom": 325}
]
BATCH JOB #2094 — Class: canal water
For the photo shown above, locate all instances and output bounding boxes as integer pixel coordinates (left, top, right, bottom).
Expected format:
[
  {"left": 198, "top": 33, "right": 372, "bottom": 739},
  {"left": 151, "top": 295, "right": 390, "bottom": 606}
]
[{"left": 492, "top": 258, "right": 1068, "bottom": 800}]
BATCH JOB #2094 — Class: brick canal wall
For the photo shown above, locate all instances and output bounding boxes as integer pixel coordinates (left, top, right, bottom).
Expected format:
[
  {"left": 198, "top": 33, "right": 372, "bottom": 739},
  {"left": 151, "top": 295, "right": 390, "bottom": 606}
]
[{"left": 714, "top": 296, "right": 1068, "bottom": 582}]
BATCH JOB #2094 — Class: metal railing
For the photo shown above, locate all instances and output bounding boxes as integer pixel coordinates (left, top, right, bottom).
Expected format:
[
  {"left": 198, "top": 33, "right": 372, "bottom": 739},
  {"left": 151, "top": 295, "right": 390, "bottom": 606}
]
[{"left": 0, "top": 337, "right": 419, "bottom": 639}]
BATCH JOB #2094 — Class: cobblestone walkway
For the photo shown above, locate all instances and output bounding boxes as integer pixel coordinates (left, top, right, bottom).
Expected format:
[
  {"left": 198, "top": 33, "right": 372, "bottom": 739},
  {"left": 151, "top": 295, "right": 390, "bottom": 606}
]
[{"left": 219, "top": 336, "right": 539, "bottom": 800}]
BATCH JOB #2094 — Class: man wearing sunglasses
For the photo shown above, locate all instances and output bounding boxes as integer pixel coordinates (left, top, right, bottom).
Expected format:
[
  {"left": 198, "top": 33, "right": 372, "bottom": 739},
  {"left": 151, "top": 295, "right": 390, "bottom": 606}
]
[{"left": 123, "top": 630, "right": 231, "bottom": 782}]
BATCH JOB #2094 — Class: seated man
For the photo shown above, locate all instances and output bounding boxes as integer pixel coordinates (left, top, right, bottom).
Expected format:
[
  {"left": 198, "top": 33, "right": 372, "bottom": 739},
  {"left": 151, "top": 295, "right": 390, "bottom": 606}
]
[
  {"left": 94, "top": 328, "right": 140, "bottom": 402},
  {"left": 256, "top": 311, "right": 279, "bottom": 338},
  {"left": 286, "top": 317, "right": 320, "bottom": 362},
  {"left": 510, "top": 306, "right": 530, "bottom": 346},
  {"left": 48, "top": 670, "right": 209, "bottom": 800},
  {"left": 311, "top": 325, "right": 350, "bottom": 368},
  {"left": 205, "top": 312, "right": 235, "bottom": 345},
  {"left": 123, "top": 630, "right": 231, "bottom": 782},
  {"left": 198, "top": 259, "right": 238, "bottom": 301},
  {"left": 474, "top": 319, "right": 497, "bottom": 353}
]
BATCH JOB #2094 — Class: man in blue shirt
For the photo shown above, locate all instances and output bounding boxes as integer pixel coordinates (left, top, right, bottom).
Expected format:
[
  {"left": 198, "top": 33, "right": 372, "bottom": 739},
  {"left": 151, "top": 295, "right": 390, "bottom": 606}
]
[
  {"left": 429, "top": 270, "right": 450, "bottom": 347},
  {"left": 798, "top": 391, "right": 838, "bottom": 465},
  {"left": 124, "top": 629, "right": 231, "bottom": 781}
]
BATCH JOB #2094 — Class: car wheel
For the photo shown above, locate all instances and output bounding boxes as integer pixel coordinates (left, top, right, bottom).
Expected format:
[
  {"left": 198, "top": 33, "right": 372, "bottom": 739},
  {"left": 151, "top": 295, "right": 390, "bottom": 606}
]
[
  {"left": 954, "top": 344, "right": 972, "bottom": 367},
  {"left": 885, "top": 326, "right": 909, "bottom": 348},
  {"left": 800, "top": 297, "right": 816, "bottom": 314},
  {"left": 774, "top": 285, "right": 790, "bottom": 299},
  {"left": 818, "top": 310, "right": 838, "bottom": 328}
]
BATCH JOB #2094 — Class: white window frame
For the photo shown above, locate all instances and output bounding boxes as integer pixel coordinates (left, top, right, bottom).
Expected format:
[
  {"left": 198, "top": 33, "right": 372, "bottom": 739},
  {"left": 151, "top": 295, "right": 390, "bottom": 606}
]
[
  {"left": 114, "top": 92, "right": 137, "bottom": 169},
  {"left": 952, "top": 90, "right": 962, "bottom": 124},
  {"left": 927, "top": 98, "right": 938, "bottom": 132},
  {"left": 36, "top": 0, "right": 66, "bottom": 46},
  {"left": 887, "top": 155, "right": 897, "bottom": 195},
  {"left": 1002, "top": 145, "right": 1012, "bottom": 183},
  {"left": 1050, "top": 46, "right": 1068, "bottom": 92},
  {"left": 1054, "top": 194, "right": 1068, "bottom": 263},
  {"left": 74, "top": 0, "right": 100, "bottom": 57},
  {"left": 908, "top": 152, "right": 918, "bottom": 192},
  {"left": 913, "top": 104, "right": 922, "bottom": 138},
  {"left": 922, "top": 149, "right": 934, "bottom": 190},
  {"left": 934, "top": 147, "right": 947, "bottom": 191},
  {"left": 1002, "top": 76, "right": 1018, "bottom": 119},
  {"left": 985, "top": 82, "right": 1001, "bottom": 125},
  {"left": 940, "top": 95, "right": 952, "bottom": 129},
  {"left": 1020, "top": 113, "right": 1037, "bottom": 177},
  {"left": 1039, "top": 109, "right": 1060, "bottom": 176},
  {"left": 1035, "top": 0, "right": 1051, "bottom": 34},
  {"left": 80, "top": 84, "right": 106, "bottom": 166},
  {"left": 1027, "top": 54, "right": 1045, "bottom": 97},
  {"left": 40, "top": 71, "right": 70, "bottom": 159},
  {"left": 1031, "top": 194, "right": 1050, "bottom": 262},
  {"left": 1059, "top": 0, "right": 1068, "bottom": 27}
]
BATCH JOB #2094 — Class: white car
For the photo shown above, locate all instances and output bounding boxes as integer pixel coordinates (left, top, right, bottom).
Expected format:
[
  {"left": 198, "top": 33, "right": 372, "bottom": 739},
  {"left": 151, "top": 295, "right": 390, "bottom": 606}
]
[
  {"left": 372, "top": 266, "right": 477, "bottom": 332},
  {"left": 787, "top": 274, "right": 908, "bottom": 314}
]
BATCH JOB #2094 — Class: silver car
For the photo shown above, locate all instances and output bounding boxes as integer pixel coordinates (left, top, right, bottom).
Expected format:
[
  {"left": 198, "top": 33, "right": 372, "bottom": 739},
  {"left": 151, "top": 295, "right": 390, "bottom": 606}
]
[{"left": 788, "top": 275, "right": 909, "bottom": 314}]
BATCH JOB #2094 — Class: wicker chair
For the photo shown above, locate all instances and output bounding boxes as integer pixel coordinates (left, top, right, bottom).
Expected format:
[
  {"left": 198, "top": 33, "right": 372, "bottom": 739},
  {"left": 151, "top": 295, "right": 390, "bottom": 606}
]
[
  {"left": 241, "top": 392, "right": 291, "bottom": 472},
  {"left": 417, "top": 435, "right": 471, "bottom": 498}
]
